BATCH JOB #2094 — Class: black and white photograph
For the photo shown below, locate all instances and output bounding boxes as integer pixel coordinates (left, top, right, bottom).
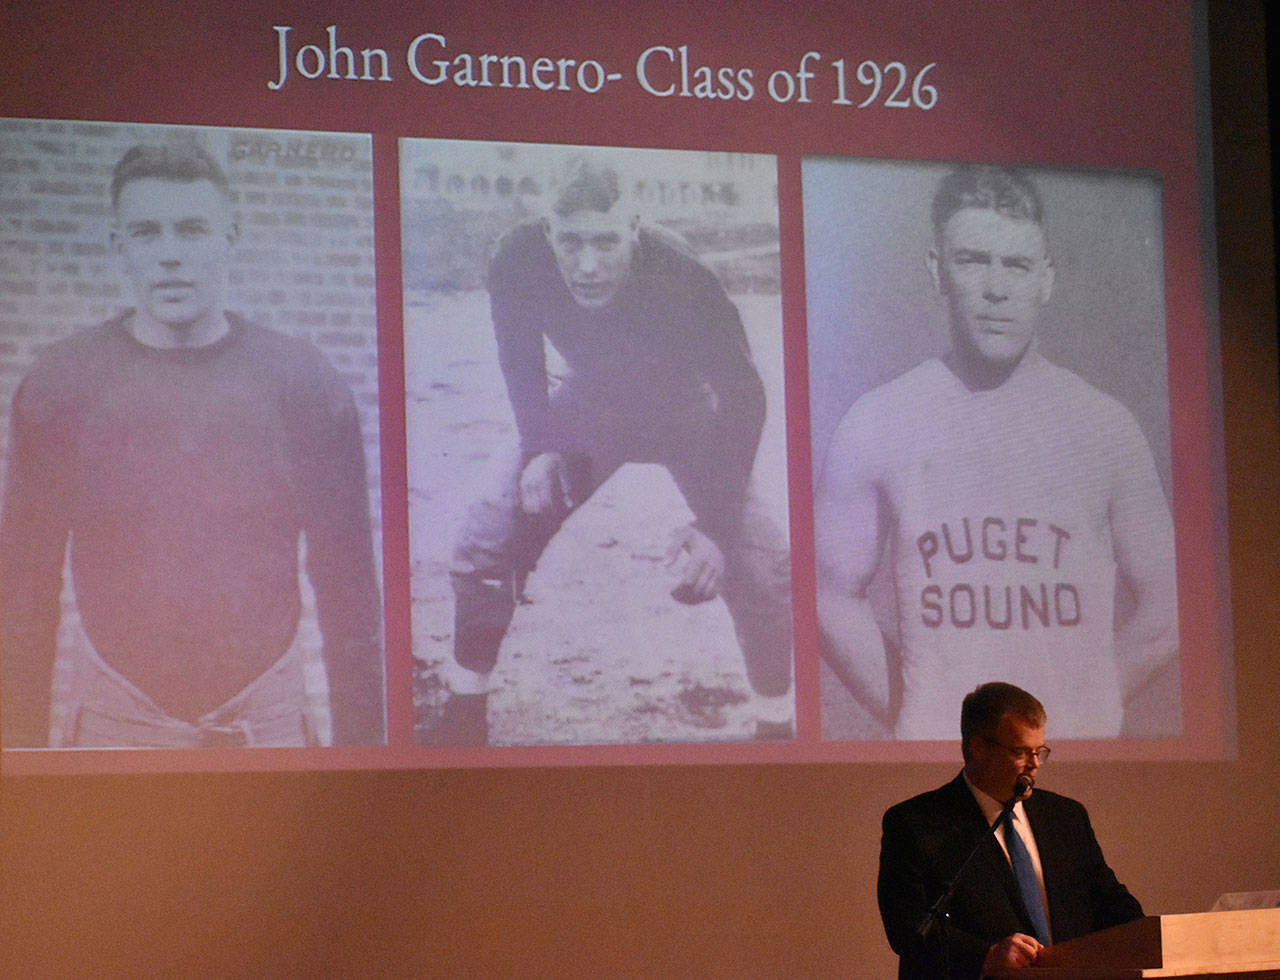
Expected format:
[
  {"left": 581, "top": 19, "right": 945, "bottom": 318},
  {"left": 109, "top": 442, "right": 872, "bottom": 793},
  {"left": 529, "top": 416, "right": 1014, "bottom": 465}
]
[
  {"left": 401, "top": 140, "right": 794, "bottom": 747},
  {"left": 806, "top": 158, "right": 1179, "bottom": 742},
  {"left": 0, "top": 120, "right": 384, "bottom": 749}
]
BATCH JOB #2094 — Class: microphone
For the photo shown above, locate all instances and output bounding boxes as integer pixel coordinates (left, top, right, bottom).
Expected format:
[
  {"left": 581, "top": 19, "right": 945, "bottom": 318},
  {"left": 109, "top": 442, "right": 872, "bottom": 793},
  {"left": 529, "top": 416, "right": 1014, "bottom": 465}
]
[{"left": 915, "top": 773, "right": 1036, "bottom": 945}]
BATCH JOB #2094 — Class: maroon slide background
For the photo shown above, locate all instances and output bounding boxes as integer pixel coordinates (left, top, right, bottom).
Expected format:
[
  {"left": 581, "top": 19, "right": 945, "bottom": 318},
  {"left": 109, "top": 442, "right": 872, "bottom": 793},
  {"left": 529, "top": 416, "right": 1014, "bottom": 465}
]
[
  {"left": 0, "top": 2, "right": 1276, "bottom": 976},
  {"left": 0, "top": 0, "right": 1228, "bottom": 777},
  {"left": 1, "top": 0, "right": 1233, "bottom": 772}
]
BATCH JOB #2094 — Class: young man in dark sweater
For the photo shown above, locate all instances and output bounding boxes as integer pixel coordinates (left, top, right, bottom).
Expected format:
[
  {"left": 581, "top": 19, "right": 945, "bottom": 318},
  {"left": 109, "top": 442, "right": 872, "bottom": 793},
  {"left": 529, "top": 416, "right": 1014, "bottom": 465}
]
[
  {"left": 1, "top": 142, "right": 384, "bottom": 748},
  {"left": 431, "top": 152, "right": 793, "bottom": 745}
]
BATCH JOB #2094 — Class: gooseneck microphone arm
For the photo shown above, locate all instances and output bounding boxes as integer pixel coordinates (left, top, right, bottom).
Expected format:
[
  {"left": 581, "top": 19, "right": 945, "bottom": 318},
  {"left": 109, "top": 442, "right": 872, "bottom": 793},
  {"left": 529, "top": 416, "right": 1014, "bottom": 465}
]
[{"left": 914, "top": 774, "right": 1035, "bottom": 974}]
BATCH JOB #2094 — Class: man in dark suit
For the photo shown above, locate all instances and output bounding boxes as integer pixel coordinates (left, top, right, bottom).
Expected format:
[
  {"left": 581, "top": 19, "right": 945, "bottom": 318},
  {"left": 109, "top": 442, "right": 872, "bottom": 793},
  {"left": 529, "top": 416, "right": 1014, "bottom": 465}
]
[{"left": 878, "top": 682, "right": 1142, "bottom": 978}]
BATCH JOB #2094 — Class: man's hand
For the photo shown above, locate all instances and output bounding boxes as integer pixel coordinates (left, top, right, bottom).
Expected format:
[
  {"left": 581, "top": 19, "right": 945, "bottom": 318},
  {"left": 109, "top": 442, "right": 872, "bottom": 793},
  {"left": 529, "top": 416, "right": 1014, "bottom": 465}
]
[
  {"left": 519, "top": 452, "right": 573, "bottom": 515},
  {"left": 666, "top": 525, "right": 724, "bottom": 605},
  {"left": 982, "top": 933, "right": 1044, "bottom": 975}
]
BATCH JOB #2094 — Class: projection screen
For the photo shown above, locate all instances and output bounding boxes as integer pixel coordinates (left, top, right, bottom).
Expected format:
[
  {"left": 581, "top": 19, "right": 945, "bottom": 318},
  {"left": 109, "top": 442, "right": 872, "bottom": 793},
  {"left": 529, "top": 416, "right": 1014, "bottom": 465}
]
[{"left": 0, "top": 0, "right": 1233, "bottom": 772}]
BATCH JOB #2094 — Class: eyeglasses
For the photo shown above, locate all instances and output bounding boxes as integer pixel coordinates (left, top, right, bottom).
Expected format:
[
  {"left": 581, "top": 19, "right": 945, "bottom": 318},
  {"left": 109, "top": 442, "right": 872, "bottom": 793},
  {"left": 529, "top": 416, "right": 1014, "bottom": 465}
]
[{"left": 981, "top": 736, "right": 1051, "bottom": 765}]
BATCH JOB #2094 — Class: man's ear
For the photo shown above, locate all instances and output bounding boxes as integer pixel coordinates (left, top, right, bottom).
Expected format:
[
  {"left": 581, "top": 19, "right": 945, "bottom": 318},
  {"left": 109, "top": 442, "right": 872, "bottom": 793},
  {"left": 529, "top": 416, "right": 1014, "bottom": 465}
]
[
  {"left": 1039, "top": 257, "right": 1055, "bottom": 305},
  {"left": 926, "top": 247, "right": 943, "bottom": 294}
]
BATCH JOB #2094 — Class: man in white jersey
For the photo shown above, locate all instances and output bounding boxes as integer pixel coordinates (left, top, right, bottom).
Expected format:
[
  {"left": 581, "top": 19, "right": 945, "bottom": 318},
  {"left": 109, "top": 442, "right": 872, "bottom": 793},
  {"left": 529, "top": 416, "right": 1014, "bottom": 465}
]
[{"left": 815, "top": 164, "right": 1178, "bottom": 739}]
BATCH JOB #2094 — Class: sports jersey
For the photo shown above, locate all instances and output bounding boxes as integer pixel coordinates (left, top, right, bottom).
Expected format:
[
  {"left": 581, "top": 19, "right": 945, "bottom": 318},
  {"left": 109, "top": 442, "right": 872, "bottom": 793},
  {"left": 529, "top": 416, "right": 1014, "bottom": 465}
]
[
  {"left": 487, "top": 221, "right": 765, "bottom": 544},
  {"left": 435, "top": 218, "right": 794, "bottom": 744},
  {"left": 839, "top": 353, "right": 1176, "bottom": 738},
  {"left": 0, "top": 312, "right": 383, "bottom": 746}
]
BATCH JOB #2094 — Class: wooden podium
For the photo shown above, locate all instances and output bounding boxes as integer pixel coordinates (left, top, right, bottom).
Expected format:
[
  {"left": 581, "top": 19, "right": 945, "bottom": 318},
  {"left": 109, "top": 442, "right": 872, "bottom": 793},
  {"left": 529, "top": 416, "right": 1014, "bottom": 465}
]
[{"left": 999, "top": 908, "right": 1280, "bottom": 978}]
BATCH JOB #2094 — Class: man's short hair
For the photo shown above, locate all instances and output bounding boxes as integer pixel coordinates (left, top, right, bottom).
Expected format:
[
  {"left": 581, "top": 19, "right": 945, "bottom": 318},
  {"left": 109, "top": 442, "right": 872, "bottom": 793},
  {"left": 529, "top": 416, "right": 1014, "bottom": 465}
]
[
  {"left": 550, "top": 153, "right": 623, "bottom": 217},
  {"left": 931, "top": 164, "right": 1044, "bottom": 241},
  {"left": 960, "top": 681, "right": 1046, "bottom": 757},
  {"left": 110, "top": 142, "right": 231, "bottom": 210}
]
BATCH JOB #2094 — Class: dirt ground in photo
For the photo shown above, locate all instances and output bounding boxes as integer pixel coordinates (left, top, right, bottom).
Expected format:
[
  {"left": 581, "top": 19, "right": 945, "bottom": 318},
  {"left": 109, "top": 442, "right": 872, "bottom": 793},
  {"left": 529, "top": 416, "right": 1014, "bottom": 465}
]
[{"left": 404, "top": 289, "right": 790, "bottom": 746}]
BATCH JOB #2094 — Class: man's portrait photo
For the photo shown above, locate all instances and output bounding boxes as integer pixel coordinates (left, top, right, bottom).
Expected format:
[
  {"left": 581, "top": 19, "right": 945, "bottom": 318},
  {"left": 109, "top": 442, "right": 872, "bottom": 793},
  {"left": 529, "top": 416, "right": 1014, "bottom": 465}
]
[
  {"left": 0, "top": 120, "right": 385, "bottom": 749},
  {"left": 401, "top": 140, "right": 793, "bottom": 746},
  {"left": 806, "top": 158, "right": 1179, "bottom": 742}
]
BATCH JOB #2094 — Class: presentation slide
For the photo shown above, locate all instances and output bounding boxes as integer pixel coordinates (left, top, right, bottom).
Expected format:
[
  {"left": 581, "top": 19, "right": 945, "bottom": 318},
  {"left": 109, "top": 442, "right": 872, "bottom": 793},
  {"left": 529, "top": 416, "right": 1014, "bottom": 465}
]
[{"left": 0, "top": 0, "right": 1233, "bottom": 772}]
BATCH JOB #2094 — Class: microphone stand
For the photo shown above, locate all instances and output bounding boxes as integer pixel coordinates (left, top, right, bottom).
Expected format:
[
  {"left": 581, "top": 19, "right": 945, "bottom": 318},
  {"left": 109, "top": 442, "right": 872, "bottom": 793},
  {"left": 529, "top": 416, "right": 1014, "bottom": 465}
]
[{"left": 915, "top": 776, "right": 1032, "bottom": 979}]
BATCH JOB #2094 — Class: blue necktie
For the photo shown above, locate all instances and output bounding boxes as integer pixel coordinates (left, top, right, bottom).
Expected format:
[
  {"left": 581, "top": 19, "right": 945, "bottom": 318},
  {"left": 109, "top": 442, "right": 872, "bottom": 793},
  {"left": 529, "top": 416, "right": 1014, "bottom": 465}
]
[{"left": 1002, "top": 808, "right": 1051, "bottom": 944}]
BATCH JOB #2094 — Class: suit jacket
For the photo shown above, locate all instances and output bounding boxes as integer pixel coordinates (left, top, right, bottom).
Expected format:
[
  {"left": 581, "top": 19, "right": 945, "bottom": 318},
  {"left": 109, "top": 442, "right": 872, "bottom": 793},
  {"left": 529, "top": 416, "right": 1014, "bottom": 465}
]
[{"left": 878, "top": 772, "right": 1142, "bottom": 980}]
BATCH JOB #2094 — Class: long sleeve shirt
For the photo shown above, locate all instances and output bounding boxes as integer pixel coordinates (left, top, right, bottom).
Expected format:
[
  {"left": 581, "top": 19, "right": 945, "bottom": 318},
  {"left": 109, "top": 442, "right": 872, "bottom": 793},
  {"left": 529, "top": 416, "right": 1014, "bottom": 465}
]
[
  {"left": 0, "top": 313, "right": 383, "bottom": 746},
  {"left": 487, "top": 222, "right": 766, "bottom": 543}
]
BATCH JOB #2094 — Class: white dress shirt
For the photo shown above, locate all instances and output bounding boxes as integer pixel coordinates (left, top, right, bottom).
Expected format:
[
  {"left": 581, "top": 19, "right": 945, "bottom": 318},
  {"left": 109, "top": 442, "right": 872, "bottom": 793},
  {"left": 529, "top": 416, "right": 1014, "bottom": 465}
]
[{"left": 965, "top": 773, "right": 1053, "bottom": 937}]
